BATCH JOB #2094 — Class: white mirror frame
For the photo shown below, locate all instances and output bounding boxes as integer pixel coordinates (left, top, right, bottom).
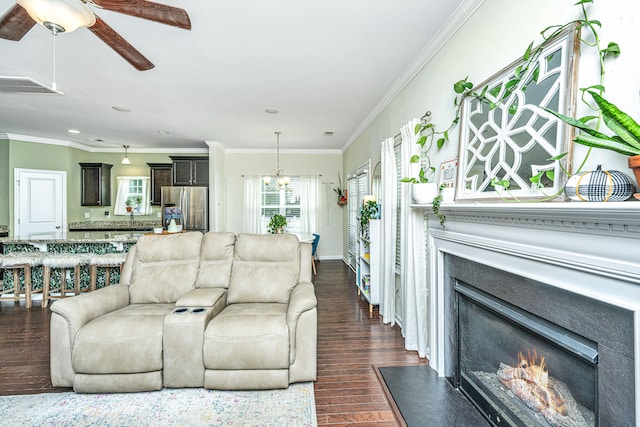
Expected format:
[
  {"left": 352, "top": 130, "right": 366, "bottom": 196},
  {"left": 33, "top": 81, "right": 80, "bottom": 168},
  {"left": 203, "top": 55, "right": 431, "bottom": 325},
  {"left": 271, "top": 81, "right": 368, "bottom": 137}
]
[{"left": 456, "top": 25, "right": 579, "bottom": 202}]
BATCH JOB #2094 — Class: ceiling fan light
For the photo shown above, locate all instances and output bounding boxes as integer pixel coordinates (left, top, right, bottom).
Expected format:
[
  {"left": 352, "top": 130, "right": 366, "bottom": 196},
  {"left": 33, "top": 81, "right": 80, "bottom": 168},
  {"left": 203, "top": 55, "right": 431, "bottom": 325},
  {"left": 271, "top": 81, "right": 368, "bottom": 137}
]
[{"left": 18, "top": 0, "right": 95, "bottom": 33}]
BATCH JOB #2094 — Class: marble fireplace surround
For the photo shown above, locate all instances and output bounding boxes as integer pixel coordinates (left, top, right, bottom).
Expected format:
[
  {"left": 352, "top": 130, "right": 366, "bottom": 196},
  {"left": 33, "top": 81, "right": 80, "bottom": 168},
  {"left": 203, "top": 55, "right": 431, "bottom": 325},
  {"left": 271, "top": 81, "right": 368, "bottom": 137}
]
[{"left": 427, "top": 202, "right": 640, "bottom": 424}]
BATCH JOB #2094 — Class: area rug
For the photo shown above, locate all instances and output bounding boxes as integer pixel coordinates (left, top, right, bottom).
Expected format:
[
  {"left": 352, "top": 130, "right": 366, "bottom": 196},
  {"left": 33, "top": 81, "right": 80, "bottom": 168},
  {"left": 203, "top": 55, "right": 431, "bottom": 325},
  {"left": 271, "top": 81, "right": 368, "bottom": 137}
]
[
  {"left": 376, "top": 365, "right": 488, "bottom": 427},
  {"left": 0, "top": 383, "right": 317, "bottom": 427}
]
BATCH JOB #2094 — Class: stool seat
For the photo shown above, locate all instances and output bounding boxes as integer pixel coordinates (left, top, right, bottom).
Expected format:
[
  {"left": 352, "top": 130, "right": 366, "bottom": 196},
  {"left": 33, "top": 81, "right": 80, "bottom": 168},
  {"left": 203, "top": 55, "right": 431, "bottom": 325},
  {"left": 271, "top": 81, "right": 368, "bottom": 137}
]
[
  {"left": 42, "top": 253, "right": 91, "bottom": 308},
  {"left": 1, "top": 252, "right": 44, "bottom": 308},
  {"left": 89, "top": 252, "right": 127, "bottom": 291}
]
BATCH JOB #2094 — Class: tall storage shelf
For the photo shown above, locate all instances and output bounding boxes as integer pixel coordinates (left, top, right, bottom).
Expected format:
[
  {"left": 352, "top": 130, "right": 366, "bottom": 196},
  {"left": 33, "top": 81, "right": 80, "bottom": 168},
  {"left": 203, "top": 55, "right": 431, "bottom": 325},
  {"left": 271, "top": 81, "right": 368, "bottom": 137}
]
[{"left": 356, "top": 219, "right": 380, "bottom": 313}]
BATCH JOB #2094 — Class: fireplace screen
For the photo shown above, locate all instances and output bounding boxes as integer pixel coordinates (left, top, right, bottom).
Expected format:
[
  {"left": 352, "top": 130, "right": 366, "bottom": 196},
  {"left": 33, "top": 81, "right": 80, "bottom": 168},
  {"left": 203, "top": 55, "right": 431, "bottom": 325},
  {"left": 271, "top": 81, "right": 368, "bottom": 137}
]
[{"left": 456, "top": 281, "right": 598, "bottom": 427}]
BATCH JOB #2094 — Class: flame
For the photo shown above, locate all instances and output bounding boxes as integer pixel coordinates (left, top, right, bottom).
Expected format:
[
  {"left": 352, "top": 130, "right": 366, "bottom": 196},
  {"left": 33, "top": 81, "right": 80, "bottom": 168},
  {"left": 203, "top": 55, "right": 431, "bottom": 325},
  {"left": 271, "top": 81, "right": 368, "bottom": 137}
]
[{"left": 498, "top": 349, "right": 567, "bottom": 417}]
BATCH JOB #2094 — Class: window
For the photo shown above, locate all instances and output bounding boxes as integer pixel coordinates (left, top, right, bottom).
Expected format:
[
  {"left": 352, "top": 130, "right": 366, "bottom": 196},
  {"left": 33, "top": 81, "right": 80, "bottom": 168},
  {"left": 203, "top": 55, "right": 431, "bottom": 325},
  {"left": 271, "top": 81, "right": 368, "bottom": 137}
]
[
  {"left": 346, "top": 162, "right": 370, "bottom": 269},
  {"left": 114, "top": 176, "right": 151, "bottom": 215},
  {"left": 260, "top": 177, "right": 301, "bottom": 233}
]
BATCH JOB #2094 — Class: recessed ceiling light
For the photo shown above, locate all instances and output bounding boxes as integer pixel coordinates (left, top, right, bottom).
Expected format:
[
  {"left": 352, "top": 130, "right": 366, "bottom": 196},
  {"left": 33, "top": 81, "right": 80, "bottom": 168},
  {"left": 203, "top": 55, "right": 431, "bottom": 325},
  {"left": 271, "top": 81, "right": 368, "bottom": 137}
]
[
  {"left": 323, "top": 131, "right": 334, "bottom": 136},
  {"left": 264, "top": 108, "right": 279, "bottom": 114},
  {"left": 112, "top": 106, "right": 131, "bottom": 112},
  {"left": 158, "top": 130, "right": 171, "bottom": 135},
  {"left": 68, "top": 129, "right": 80, "bottom": 134}
]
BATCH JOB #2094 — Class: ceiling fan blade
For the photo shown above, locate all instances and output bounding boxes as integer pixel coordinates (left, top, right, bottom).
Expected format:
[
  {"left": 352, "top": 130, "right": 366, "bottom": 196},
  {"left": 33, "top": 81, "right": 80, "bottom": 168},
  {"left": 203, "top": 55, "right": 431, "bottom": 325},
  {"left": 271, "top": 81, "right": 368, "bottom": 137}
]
[
  {"left": 90, "top": 0, "right": 191, "bottom": 30},
  {"left": 88, "top": 16, "right": 154, "bottom": 71},
  {"left": 0, "top": 4, "right": 36, "bottom": 41}
]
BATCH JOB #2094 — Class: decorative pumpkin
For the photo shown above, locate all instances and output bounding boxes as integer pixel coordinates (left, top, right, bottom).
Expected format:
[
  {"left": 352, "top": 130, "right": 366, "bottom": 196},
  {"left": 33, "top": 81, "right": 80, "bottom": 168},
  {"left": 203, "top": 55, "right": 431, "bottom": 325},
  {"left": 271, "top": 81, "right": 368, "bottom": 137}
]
[{"left": 564, "top": 165, "right": 635, "bottom": 202}]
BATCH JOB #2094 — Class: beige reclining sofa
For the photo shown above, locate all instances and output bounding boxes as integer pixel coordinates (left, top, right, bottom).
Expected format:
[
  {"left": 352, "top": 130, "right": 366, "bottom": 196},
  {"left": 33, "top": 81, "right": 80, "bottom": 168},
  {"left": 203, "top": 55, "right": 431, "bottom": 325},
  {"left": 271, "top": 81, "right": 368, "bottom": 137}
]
[{"left": 50, "top": 231, "right": 317, "bottom": 393}]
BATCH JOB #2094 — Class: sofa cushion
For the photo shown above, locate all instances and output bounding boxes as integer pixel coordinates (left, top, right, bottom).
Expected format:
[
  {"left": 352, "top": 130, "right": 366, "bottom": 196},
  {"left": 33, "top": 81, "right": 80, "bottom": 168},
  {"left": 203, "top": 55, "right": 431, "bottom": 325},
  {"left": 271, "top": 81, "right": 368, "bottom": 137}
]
[
  {"left": 72, "top": 304, "right": 175, "bottom": 374},
  {"left": 129, "top": 232, "right": 203, "bottom": 303},
  {"left": 227, "top": 234, "right": 300, "bottom": 304},
  {"left": 195, "top": 232, "right": 236, "bottom": 289},
  {"left": 203, "top": 303, "right": 289, "bottom": 370}
]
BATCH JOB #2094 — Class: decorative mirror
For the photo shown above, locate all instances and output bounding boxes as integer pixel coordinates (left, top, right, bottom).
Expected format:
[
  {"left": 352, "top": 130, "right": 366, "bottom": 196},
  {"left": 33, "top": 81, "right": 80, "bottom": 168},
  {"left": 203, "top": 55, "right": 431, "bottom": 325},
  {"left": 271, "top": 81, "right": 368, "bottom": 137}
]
[
  {"left": 371, "top": 161, "right": 382, "bottom": 203},
  {"left": 456, "top": 25, "right": 579, "bottom": 201}
]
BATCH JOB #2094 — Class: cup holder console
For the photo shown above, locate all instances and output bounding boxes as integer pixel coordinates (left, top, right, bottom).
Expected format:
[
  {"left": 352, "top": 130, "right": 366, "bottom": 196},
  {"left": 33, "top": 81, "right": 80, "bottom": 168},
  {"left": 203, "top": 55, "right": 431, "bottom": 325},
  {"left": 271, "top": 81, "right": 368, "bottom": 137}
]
[{"left": 172, "top": 307, "right": 207, "bottom": 314}]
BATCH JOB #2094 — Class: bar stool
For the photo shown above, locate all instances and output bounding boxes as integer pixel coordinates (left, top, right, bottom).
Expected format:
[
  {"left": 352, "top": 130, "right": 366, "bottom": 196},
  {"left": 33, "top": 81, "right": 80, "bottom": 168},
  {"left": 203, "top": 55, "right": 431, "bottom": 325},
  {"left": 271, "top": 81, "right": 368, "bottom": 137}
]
[
  {"left": 89, "top": 252, "right": 127, "bottom": 291},
  {"left": 42, "top": 253, "right": 91, "bottom": 308},
  {"left": 0, "top": 252, "right": 43, "bottom": 308}
]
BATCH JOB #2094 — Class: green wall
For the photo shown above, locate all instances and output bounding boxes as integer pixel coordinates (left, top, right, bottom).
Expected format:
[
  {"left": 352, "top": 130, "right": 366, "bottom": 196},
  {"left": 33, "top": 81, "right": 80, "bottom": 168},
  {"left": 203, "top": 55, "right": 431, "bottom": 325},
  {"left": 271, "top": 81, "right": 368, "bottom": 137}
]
[{"left": 0, "top": 139, "right": 9, "bottom": 225}]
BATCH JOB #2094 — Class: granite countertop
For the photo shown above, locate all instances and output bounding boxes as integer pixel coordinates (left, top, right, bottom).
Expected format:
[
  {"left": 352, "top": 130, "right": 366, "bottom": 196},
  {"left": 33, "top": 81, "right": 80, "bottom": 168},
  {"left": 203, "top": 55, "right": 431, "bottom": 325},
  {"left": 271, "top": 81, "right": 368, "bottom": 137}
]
[
  {"left": 0, "top": 225, "right": 8, "bottom": 234},
  {"left": 68, "top": 220, "right": 162, "bottom": 231},
  {"left": 1, "top": 231, "right": 142, "bottom": 244}
]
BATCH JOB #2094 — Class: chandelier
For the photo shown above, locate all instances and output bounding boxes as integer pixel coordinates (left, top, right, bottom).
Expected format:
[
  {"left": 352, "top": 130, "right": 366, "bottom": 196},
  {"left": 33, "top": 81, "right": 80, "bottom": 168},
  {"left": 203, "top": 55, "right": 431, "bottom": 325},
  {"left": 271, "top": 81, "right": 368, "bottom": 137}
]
[{"left": 263, "top": 131, "right": 290, "bottom": 188}]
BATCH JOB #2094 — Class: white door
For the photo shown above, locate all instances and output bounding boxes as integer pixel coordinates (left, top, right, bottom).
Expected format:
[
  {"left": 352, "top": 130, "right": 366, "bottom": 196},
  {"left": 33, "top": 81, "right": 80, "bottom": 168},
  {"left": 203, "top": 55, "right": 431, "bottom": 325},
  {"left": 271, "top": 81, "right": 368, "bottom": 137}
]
[{"left": 14, "top": 169, "right": 67, "bottom": 237}]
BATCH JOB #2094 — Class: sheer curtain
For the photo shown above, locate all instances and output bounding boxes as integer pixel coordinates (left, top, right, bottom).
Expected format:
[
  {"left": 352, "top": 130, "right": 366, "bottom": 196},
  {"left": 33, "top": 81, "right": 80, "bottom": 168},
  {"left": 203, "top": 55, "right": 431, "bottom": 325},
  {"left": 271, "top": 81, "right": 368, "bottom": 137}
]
[
  {"left": 380, "top": 137, "right": 397, "bottom": 325},
  {"left": 300, "top": 175, "right": 319, "bottom": 233},
  {"left": 400, "top": 118, "right": 428, "bottom": 358},
  {"left": 242, "top": 175, "right": 262, "bottom": 233}
]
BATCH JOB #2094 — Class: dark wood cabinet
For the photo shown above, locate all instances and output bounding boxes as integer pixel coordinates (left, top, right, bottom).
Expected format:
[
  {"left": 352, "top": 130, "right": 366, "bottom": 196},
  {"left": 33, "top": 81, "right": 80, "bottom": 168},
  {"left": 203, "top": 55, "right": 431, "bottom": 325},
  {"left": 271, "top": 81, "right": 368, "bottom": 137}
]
[
  {"left": 147, "top": 163, "right": 172, "bottom": 205},
  {"left": 79, "top": 163, "right": 112, "bottom": 206},
  {"left": 170, "top": 156, "right": 209, "bottom": 186}
]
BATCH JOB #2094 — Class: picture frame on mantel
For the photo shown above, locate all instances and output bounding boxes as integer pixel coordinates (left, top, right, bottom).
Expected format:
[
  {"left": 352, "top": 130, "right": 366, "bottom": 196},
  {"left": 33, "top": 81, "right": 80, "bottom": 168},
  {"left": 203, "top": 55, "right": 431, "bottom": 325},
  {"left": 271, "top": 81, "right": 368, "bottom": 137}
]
[
  {"left": 455, "top": 24, "right": 579, "bottom": 202},
  {"left": 438, "top": 158, "right": 457, "bottom": 203}
]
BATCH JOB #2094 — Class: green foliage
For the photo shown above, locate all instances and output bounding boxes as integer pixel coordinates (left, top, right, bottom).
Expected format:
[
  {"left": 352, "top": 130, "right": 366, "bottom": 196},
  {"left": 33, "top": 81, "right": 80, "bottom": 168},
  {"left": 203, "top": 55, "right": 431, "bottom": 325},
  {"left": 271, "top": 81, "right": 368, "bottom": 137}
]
[
  {"left": 431, "top": 184, "right": 446, "bottom": 228},
  {"left": 267, "top": 214, "right": 287, "bottom": 234},
  {"left": 358, "top": 201, "right": 379, "bottom": 233}
]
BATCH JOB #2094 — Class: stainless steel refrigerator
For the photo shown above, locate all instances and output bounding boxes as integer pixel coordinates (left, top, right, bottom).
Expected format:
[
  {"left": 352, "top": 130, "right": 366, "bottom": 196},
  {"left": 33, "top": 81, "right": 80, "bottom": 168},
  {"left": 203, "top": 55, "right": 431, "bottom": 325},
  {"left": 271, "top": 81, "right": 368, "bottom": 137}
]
[{"left": 161, "top": 186, "right": 208, "bottom": 232}]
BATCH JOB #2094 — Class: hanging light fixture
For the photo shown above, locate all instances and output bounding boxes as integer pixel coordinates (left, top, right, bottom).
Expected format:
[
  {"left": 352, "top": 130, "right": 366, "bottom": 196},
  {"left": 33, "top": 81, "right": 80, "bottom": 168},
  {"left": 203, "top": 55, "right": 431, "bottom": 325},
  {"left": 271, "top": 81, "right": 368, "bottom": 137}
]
[
  {"left": 121, "top": 145, "right": 131, "bottom": 165},
  {"left": 263, "top": 131, "right": 290, "bottom": 188},
  {"left": 17, "top": 0, "right": 96, "bottom": 34}
]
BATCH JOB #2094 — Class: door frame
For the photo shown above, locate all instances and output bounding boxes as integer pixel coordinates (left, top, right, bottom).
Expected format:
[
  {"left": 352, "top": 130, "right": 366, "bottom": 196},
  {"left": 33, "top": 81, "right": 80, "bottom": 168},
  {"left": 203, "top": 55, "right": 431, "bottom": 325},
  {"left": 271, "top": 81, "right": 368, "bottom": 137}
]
[{"left": 13, "top": 168, "right": 68, "bottom": 236}]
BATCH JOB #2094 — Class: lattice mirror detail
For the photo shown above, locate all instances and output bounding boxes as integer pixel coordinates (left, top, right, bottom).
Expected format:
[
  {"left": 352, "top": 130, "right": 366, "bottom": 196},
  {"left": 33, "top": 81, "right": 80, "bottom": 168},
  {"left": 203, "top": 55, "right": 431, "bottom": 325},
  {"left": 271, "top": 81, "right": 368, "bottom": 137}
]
[{"left": 456, "top": 25, "right": 579, "bottom": 201}]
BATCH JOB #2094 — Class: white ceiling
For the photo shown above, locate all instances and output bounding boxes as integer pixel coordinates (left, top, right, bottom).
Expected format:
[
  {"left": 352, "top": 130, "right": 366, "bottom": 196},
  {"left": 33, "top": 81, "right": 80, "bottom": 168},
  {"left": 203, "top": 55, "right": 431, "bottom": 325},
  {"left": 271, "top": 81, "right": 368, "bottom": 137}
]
[{"left": 0, "top": 0, "right": 468, "bottom": 152}]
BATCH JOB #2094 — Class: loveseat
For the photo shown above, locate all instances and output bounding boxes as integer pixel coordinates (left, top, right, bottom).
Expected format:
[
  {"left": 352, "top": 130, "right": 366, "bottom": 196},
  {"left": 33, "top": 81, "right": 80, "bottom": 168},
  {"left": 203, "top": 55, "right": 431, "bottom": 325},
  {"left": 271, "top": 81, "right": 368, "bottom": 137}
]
[{"left": 49, "top": 231, "right": 317, "bottom": 393}]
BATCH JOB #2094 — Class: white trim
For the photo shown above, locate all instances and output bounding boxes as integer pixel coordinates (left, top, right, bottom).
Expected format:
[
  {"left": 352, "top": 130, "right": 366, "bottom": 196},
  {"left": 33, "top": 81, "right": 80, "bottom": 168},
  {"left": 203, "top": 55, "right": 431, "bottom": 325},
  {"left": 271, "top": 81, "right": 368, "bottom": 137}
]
[
  {"left": 342, "top": 0, "right": 488, "bottom": 152},
  {"left": 225, "top": 148, "right": 343, "bottom": 155},
  {"left": 1, "top": 133, "right": 209, "bottom": 153}
]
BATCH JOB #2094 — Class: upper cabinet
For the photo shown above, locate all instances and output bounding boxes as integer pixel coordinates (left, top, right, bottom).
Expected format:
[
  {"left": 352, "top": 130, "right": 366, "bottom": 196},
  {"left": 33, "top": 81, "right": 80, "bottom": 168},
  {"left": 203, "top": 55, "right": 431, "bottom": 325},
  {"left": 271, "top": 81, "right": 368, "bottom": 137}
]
[
  {"left": 170, "top": 156, "right": 209, "bottom": 186},
  {"left": 147, "top": 163, "right": 173, "bottom": 205},
  {"left": 79, "top": 163, "right": 112, "bottom": 206}
]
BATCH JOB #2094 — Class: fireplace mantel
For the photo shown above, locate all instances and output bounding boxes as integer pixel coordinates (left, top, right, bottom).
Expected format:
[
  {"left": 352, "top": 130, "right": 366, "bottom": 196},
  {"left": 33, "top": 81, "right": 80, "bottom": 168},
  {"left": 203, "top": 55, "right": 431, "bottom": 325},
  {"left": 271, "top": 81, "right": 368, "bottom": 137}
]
[{"left": 426, "top": 200, "right": 640, "bottom": 423}]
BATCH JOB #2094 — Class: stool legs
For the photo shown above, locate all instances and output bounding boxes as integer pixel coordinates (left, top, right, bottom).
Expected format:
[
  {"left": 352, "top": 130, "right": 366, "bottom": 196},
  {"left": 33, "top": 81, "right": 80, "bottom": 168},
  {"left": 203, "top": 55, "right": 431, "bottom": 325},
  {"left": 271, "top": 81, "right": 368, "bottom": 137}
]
[
  {"left": 43, "top": 266, "right": 77, "bottom": 309},
  {"left": 2, "top": 265, "right": 32, "bottom": 308}
]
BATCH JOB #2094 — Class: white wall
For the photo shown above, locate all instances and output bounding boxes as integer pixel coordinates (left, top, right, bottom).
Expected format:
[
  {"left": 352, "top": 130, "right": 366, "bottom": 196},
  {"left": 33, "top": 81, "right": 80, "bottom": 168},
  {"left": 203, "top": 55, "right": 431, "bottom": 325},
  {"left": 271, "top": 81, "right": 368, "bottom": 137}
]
[
  {"left": 223, "top": 150, "right": 344, "bottom": 259},
  {"left": 344, "top": 0, "right": 640, "bottom": 199}
]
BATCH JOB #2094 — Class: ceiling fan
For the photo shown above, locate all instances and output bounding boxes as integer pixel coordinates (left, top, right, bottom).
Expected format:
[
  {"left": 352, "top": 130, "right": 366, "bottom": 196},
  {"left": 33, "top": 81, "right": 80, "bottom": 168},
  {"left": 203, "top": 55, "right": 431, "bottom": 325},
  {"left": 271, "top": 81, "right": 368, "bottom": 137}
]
[{"left": 0, "top": 0, "right": 191, "bottom": 70}]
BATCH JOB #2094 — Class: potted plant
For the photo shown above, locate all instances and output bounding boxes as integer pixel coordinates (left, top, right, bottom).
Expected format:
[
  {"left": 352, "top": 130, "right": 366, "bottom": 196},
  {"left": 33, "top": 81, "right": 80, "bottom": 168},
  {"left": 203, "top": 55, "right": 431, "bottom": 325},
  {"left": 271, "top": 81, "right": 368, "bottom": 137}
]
[
  {"left": 267, "top": 214, "right": 287, "bottom": 234},
  {"left": 134, "top": 195, "right": 143, "bottom": 212},
  {"left": 334, "top": 172, "right": 348, "bottom": 205},
  {"left": 125, "top": 198, "right": 133, "bottom": 213},
  {"left": 358, "top": 200, "right": 379, "bottom": 238},
  {"left": 400, "top": 121, "right": 440, "bottom": 204}
]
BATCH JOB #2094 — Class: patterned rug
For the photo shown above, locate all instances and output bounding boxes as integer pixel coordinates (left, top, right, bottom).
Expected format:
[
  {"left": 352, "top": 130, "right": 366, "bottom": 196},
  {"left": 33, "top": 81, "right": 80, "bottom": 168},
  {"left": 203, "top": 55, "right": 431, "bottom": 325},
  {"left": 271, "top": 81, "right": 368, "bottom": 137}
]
[{"left": 0, "top": 383, "right": 317, "bottom": 427}]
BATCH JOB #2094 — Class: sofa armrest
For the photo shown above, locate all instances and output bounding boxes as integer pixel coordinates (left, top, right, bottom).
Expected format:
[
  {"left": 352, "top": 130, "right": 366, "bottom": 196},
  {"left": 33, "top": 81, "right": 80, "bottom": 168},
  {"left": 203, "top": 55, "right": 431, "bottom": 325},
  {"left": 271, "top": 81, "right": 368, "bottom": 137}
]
[
  {"left": 50, "top": 284, "right": 130, "bottom": 341},
  {"left": 287, "top": 282, "right": 317, "bottom": 324}
]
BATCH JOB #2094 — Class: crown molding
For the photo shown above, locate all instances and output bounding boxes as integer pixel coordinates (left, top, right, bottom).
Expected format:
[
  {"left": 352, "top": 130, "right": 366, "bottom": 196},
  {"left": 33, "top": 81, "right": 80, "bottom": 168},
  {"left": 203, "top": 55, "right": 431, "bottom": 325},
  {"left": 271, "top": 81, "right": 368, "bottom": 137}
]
[
  {"left": 225, "top": 148, "right": 343, "bottom": 155},
  {"left": 1, "top": 133, "right": 208, "bottom": 153},
  {"left": 341, "top": 0, "right": 487, "bottom": 152}
]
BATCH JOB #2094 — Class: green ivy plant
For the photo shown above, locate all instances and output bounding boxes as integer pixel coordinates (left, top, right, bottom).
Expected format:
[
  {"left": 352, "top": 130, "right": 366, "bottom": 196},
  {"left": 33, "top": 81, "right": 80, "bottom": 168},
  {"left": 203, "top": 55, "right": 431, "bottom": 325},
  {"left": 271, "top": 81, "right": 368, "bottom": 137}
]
[
  {"left": 267, "top": 214, "right": 287, "bottom": 234},
  {"left": 359, "top": 200, "right": 379, "bottom": 235},
  {"left": 431, "top": 184, "right": 446, "bottom": 228}
]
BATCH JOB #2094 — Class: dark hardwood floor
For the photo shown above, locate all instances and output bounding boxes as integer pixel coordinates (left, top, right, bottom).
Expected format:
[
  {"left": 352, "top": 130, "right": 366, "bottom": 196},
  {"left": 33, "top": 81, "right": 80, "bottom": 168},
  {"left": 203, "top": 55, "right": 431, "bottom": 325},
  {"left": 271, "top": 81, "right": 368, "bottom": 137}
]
[{"left": 0, "top": 260, "right": 427, "bottom": 426}]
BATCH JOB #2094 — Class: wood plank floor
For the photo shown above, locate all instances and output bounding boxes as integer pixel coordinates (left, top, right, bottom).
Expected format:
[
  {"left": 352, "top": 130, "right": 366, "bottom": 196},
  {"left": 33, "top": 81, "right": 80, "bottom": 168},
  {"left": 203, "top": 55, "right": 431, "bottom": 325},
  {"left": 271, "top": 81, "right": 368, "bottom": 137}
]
[{"left": 0, "top": 260, "right": 427, "bottom": 426}]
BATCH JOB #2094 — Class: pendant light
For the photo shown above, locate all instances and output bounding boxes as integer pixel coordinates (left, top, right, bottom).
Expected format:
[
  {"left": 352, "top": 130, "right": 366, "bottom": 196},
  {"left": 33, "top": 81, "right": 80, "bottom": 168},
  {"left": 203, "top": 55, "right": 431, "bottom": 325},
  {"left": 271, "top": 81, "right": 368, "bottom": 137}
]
[
  {"left": 121, "top": 145, "right": 131, "bottom": 165},
  {"left": 263, "top": 131, "right": 290, "bottom": 188}
]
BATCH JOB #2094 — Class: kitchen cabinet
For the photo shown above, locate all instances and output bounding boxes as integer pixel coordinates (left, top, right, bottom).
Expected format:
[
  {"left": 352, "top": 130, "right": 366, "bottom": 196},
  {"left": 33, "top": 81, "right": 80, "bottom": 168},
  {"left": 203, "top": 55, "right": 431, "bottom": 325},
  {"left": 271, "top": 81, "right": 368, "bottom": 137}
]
[
  {"left": 147, "top": 163, "right": 172, "bottom": 205},
  {"left": 79, "top": 163, "right": 112, "bottom": 206},
  {"left": 170, "top": 156, "right": 209, "bottom": 186}
]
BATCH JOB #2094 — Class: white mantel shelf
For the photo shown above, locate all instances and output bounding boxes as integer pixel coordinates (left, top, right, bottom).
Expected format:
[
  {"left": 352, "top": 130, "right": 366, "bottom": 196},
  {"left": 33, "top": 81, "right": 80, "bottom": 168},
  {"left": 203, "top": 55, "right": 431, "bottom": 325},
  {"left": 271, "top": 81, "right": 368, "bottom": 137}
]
[{"left": 413, "top": 200, "right": 640, "bottom": 230}]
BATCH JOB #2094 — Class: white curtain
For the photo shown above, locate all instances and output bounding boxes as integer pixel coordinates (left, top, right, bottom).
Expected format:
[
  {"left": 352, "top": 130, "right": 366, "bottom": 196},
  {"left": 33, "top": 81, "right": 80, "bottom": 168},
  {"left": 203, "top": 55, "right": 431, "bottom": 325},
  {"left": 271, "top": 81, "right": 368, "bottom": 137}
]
[
  {"left": 380, "top": 137, "right": 397, "bottom": 325},
  {"left": 400, "top": 118, "right": 428, "bottom": 358},
  {"left": 242, "top": 175, "right": 262, "bottom": 233},
  {"left": 114, "top": 176, "right": 151, "bottom": 215},
  {"left": 300, "top": 175, "right": 319, "bottom": 233}
]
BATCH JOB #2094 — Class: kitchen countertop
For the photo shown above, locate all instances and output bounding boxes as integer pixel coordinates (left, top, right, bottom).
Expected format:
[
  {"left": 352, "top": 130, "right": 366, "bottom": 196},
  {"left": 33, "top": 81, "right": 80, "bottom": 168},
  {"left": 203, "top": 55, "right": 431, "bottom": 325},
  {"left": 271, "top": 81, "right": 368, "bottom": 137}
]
[
  {"left": 1, "top": 231, "right": 142, "bottom": 244},
  {"left": 68, "top": 220, "right": 162, "bottom": 231}
]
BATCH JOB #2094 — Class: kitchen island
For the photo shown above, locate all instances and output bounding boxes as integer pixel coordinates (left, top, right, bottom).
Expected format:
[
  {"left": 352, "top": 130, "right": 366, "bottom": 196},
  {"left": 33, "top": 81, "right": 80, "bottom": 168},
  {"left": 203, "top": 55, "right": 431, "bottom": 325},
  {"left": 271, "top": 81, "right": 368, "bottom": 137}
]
[{"left": 1, "top": 231, "right": 140, "bottom": 300}]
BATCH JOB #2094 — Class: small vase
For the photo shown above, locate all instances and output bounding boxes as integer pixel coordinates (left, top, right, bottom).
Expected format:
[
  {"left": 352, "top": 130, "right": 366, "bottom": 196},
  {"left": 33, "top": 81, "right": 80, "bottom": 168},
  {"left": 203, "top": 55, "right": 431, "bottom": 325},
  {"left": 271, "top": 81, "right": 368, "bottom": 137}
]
[
  {"left": 411, "top": 183, "right": 439, "bottom": 204},
  {"left": 167, "top": 218, "right": 178, "bottom": 233}
]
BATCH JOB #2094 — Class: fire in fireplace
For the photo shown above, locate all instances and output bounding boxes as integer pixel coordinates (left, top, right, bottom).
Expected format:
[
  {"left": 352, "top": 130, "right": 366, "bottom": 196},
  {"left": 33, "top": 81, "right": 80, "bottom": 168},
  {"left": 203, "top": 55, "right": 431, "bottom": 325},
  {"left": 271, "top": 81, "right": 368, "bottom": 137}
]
[{"left": 456, "top": 281, "right": 597, "bottom": 427}]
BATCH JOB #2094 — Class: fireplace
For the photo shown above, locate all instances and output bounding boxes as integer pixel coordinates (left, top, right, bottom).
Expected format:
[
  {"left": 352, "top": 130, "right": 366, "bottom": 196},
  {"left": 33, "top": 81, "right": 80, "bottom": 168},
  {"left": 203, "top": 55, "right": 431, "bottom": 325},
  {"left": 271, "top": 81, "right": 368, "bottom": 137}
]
[
  {"left": 457, "top": 280, "right": 597, "bottom": 426},
  {"left": 426, "top": 203, "right": 639, "bottom": 426}
]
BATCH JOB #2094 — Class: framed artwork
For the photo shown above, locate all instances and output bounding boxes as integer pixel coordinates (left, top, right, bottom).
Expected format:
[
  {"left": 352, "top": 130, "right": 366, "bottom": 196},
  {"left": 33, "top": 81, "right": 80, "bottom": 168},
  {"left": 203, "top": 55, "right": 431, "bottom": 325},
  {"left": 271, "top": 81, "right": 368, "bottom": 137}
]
[{"left": 456, "top": 25, "right": 580, "bottom": 201}]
